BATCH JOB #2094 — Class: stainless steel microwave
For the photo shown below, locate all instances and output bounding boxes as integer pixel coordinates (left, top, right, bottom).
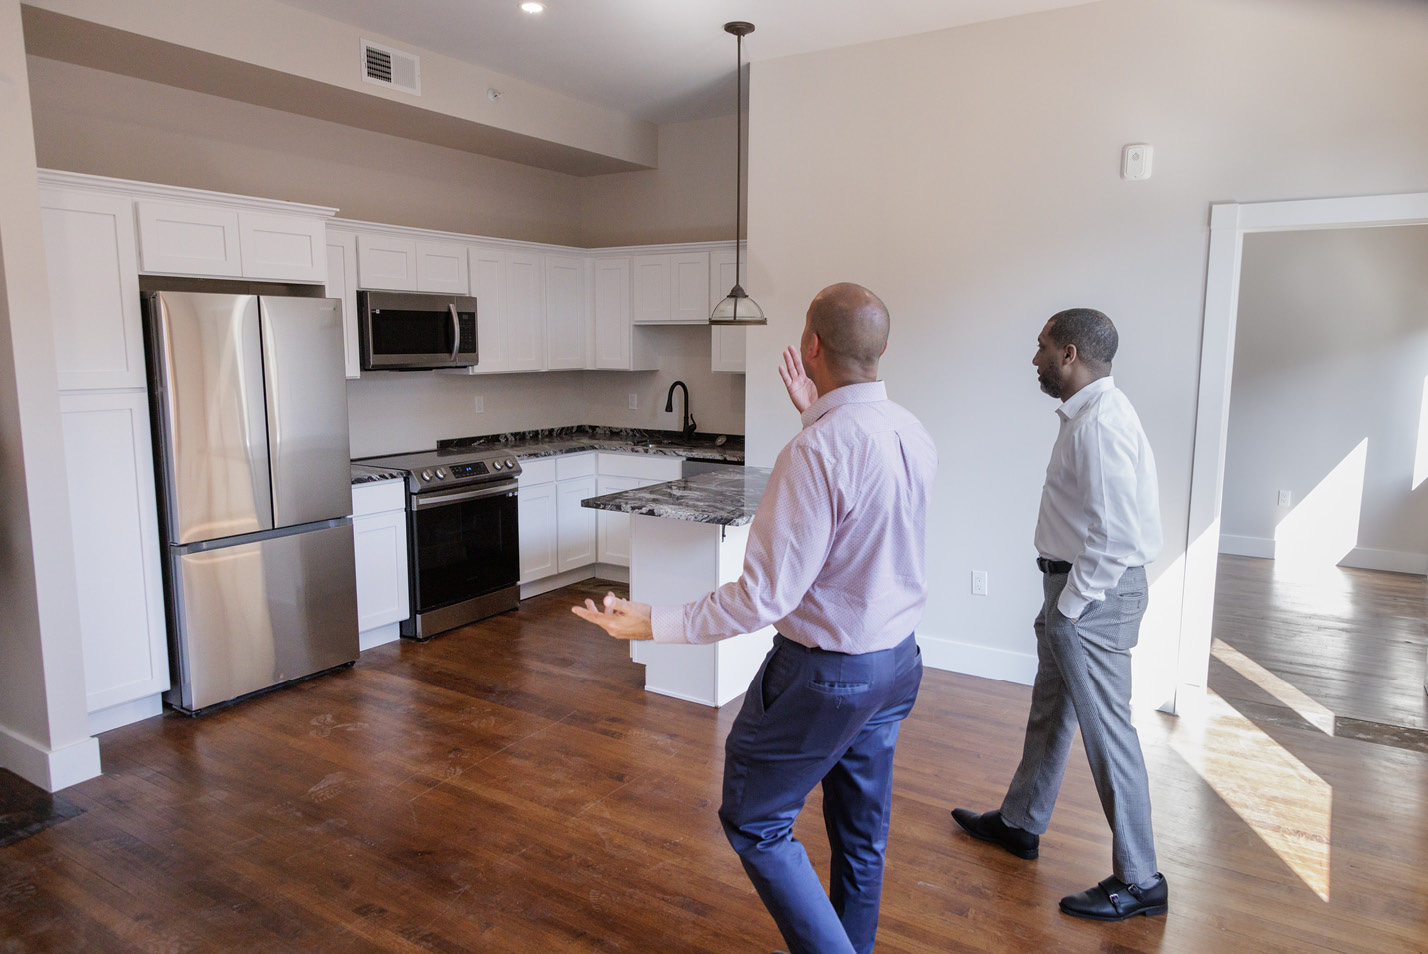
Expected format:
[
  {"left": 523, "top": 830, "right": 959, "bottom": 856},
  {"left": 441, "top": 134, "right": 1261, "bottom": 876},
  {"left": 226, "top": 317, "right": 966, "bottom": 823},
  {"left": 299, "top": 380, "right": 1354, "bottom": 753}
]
[{"left": 358, "top": 290, "right": 478, "bottom": 371}]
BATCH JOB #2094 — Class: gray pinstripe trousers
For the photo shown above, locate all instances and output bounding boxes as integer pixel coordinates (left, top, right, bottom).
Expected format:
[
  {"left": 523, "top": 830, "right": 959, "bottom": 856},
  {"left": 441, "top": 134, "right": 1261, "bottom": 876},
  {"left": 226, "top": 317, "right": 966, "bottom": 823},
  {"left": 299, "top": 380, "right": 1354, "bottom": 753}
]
[{"left": 999, "top": 566, "right": 1158, "bottom": 885}]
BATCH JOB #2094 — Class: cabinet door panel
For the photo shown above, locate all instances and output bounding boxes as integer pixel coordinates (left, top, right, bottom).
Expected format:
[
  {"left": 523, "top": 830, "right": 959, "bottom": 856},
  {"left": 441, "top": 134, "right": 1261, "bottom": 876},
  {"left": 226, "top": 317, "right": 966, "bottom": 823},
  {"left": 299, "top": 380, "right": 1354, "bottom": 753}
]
[
  {"left": 670, "top": 252, "right": 712, "bottom": 322},
  {"left": 357, "top": 234, "right": 418, "bottom": 290},
  {"left": 518, "top": 482, "right": 557, "bottom": 581},
  {"left": 593, "top": 258, "right": 631, "bottom": 369},
  {"left": 60, "top": 392, "right": 169, "bottom": 712},
  {"left": 240, "top": 212, "right": 327, "bottom": 282},
  {"left": 326, "top": 233, "right": 361, "bottom": 379},
  {"left": 137, "top": 200, "right": 242, "bottom": 277},
  {"left": 416, "top": 240, "right": 470, "bottom": 294},
  {"left": 545, "top": 255, "right": 588, "bottom": 370},
  {"left": 354, "top": 508, "right": 410, "bottom": 631},
  {"left": 556, "top": 475, "right": 597, "bottom": 572},
  {"left": 469, "top": 245, "right": 508, "bottom": 373},
  {"left": 632, "top": 254, "right": 671, "bottom": 324},
  {"left": 41, "top": 190, "right": 144, "bottom": 390},
  {"left": 506, "top": 251, "right": 546, "bottom": 371},
  {"left": 596, "top": 475, "right": 639, "bottom": 566}
]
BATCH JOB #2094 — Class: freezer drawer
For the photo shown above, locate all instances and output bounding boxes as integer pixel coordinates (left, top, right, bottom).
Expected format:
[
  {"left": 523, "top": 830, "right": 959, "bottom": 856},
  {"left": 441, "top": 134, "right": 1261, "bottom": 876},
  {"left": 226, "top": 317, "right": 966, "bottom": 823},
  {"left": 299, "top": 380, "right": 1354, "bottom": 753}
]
[{"left": 166, "top": 521, "right": 358, "bottom": 712}]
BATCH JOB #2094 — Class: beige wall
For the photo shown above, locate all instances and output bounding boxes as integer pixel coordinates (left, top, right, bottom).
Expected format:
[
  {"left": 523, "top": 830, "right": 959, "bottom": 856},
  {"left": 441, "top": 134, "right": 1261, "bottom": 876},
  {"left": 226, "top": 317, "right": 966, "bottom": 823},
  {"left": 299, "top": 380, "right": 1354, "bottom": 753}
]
[
  {"left": 1221, "top": 225, "right": 1428, "bottom": 571},
  {"left": 0, "top": 0, "right": 98, "bottom": 790},
  {"left": 744, "top": 0, "right": 1428, "bottom": 702},
  {"left": 579, "top": 114, "right": 738, "bottom": 247},
  {"left": 28, "top": 57, "right": 584, "bottom": 245}
]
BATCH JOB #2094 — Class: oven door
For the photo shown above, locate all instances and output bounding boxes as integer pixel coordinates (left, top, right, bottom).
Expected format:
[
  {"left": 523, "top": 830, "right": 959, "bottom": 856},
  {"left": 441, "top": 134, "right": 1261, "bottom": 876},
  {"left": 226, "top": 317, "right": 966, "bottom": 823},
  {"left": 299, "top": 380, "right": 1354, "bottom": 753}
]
[{"left": 406, "top": 480, "right": 519, "bottom": 636}]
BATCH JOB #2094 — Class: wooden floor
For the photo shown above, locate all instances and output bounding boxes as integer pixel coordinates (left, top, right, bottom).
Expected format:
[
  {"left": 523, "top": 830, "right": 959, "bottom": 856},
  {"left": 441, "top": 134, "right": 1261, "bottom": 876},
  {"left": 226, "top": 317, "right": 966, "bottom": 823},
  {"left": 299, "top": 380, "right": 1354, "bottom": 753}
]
[{"left": 2, "top": 573, "right": 1426, "bottom": 953}]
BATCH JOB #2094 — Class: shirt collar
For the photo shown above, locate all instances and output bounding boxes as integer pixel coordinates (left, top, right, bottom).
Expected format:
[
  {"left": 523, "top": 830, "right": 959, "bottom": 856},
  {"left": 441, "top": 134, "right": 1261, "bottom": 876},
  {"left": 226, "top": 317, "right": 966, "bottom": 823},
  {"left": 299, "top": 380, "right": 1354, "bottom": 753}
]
[
  {"left": 801, "top": 380, "right": 888, "bottom": 428},
  {"left": 1056, "top": 375, "right": 1114, "bottom": 422}
]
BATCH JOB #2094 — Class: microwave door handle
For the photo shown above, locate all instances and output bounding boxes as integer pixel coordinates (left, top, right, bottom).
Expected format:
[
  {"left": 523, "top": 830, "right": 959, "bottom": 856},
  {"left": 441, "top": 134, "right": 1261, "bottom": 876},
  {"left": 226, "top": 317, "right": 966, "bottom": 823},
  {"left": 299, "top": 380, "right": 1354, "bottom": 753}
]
[{"left": 449, "top": 304, "right": 460, "bottom": 361}]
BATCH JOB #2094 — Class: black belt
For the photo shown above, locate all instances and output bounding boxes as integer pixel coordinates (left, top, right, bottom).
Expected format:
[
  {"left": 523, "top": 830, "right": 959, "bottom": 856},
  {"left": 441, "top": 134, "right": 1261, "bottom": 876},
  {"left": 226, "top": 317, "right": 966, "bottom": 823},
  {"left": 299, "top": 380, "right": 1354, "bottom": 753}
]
[{"left": 1036, "top": 557, "right": 1072, "bottom": 574}]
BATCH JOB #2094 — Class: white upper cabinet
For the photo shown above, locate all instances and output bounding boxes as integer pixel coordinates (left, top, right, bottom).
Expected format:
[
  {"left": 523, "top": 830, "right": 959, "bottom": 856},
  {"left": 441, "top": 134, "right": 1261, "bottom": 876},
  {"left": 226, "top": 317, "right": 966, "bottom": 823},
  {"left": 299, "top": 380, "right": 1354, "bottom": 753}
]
[
  {"left": 415, "top": 239, "right": 470, "bottom": 294},
  {"left": 593, "top": 257, "right": 632, "bottom": 369},
  {"left": 136, "top": 199, "right": 328, "bottom": 282},
  {"left": 137, "top": 200, "right": 243, "bottom": 278},
  {"left": 671, "top": 251, "right": 712, "bottom": 322},
  {"left": 238, "top": 212, "right": 327, "bottom": 282},
  {"left": 40, "top": 187, "right": 145, "bottom": 391},
  {"left": 356, "top": 233, "right": 417, "bottom": 290},
  {"left": 506, "top": 250, "right": 546, "bottom": 372},
  {"left": 632, "top": 251, "right": 711, "bottom": 323},
  {"left": 545, "top": 254, "right": 588, "bottom": 370},
  {"left": 709, "top": 245, "right": 747, "bottom": 374},
  {"left": 468, "top": 243, "right": 509, "bottom": 374}
]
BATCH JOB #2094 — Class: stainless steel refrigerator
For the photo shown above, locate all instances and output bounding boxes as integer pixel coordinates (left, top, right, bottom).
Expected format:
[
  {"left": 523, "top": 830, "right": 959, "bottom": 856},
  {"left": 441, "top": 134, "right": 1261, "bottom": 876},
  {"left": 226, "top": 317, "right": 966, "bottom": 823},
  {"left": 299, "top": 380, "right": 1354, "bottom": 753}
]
[{"left": 144, "top": 289, "right": 358, "bottom": 713}]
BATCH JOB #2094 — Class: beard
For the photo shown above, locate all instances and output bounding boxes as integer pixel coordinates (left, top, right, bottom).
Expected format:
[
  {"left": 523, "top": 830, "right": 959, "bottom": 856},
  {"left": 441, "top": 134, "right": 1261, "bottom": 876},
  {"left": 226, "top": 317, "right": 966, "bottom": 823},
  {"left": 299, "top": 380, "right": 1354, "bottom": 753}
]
[{"left": 1037, "top": 366, "right": 1063, "bottom": 399}]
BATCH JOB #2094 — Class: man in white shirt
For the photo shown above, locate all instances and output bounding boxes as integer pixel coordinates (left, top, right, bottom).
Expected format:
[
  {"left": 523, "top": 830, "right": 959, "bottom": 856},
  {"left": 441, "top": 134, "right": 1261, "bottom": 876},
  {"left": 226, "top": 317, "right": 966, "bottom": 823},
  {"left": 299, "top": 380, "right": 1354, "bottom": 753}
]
[
  {"left": 951, "top": 308, "right": 1168, "bottom": 921},
  {"left": 573, "top": 283, "right": 936, "bottom": 954}
]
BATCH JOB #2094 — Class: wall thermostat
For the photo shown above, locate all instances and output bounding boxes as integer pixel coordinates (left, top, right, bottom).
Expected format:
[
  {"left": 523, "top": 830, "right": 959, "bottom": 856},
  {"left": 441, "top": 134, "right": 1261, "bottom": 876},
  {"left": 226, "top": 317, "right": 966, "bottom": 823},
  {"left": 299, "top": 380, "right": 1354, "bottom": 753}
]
[{"left": 1121, "top": 143, "right": 1153, "bottom": 180}]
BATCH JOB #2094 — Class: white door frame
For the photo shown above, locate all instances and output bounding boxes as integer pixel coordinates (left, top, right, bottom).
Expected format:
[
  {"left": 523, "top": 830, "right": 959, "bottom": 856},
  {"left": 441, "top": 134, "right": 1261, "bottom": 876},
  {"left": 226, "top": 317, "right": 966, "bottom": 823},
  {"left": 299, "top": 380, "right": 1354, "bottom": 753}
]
[{"left": 1176, "top": 191, "right": 1428, "bottom": 710}]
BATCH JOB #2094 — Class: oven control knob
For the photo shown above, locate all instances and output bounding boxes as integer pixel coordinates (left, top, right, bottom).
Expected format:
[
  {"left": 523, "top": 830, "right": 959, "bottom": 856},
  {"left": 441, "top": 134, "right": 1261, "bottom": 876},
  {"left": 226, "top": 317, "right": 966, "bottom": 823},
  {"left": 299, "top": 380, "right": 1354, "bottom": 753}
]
[
  {"left": 506, "top": 457, "right": 516, "bottom": 469},
  {"left": 434, "top": 467, "right": 446, "bottom": 480},
  {"left": 493, "top": 459, "right": 504, "bottom": 470},
  {"left": 420, "top": 469, "right": 432, "bottom": 481}
]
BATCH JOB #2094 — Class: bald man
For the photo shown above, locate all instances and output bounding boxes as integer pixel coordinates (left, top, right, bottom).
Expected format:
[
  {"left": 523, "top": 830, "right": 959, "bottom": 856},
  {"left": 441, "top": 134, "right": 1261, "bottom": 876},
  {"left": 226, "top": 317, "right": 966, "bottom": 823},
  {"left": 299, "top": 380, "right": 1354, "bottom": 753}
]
[{"left": 574, "top": 283, "right": 938, "bottom": 954}]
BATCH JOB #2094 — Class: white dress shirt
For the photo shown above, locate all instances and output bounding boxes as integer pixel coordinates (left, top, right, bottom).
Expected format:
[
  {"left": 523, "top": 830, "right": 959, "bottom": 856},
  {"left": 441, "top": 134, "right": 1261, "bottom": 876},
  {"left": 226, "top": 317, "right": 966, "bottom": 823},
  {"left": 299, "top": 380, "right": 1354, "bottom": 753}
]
[
  {"left": 651, "top": 381, "right": 938, "bottom": 654},
  {"left": 1035, "top": 376, "right": 1161, "bottom": 619}
]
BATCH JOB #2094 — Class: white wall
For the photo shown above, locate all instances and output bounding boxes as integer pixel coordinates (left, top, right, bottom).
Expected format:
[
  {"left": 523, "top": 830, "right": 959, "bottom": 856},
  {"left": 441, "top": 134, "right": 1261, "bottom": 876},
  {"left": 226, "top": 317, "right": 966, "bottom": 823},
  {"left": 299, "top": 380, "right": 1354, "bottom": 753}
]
[
  {"left": 1220, "top": 225, "right": 1428, "bottom": 573},
  {"left": 744, "top": 0, "right": 1428, "bottom": 705}
]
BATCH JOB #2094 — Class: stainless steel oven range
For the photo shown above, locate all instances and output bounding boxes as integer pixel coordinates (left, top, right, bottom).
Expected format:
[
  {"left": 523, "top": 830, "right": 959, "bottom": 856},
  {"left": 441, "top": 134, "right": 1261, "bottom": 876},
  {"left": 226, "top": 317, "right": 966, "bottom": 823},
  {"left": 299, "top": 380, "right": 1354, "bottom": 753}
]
[{"left": 357, "top": 446, "right": 522, "bottom": 640}]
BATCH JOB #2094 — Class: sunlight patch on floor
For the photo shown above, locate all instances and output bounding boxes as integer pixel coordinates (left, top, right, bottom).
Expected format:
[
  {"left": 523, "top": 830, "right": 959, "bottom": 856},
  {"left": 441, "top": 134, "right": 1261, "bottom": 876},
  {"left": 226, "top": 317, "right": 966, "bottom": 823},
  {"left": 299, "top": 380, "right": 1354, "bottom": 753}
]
[
  {"left": 1211, "top": 638, "right": 1336, "bottom": 735},
  {"left": 1170, "top": 689, "right": 1333, "bottom": 901}
]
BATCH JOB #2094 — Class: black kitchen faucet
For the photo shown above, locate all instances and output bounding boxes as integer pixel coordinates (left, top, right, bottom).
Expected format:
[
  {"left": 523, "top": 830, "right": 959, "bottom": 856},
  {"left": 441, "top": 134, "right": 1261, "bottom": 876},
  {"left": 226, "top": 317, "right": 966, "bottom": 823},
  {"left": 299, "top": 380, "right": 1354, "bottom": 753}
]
[{"left": 665, "top": 380, "right": 697, "bottom": 442}]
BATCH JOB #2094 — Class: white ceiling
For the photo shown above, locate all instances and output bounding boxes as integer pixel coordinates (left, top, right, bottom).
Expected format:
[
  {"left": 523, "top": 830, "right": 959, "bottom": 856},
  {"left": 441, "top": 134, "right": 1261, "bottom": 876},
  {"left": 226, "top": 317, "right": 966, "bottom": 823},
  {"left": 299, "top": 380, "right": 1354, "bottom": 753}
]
[{"left": 273, "top": 0, "right": 1101, "bottom": 125}]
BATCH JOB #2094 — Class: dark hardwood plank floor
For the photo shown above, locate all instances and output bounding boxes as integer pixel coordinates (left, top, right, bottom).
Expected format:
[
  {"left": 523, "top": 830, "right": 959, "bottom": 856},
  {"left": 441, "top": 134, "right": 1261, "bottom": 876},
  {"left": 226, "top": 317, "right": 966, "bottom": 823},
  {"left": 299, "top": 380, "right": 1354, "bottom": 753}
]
[{"left": 3, "top": 576, "right": 1426, "bottom": 953}]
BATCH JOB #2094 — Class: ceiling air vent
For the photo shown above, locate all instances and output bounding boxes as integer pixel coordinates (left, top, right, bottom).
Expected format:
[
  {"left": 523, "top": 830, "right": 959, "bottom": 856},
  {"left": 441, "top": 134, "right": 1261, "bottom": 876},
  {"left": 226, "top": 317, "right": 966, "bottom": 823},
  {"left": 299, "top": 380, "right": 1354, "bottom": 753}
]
[{"left": 360, "top": 39, "right": 420, "bottom": 96}]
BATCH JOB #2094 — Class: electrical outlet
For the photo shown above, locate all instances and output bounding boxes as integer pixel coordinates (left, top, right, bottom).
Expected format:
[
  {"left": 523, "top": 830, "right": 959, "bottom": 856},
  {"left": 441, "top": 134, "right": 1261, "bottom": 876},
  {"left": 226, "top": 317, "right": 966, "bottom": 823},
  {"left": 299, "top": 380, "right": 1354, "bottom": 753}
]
[
  {"left": 971, "top": 570, "right": 989, "bottom": 596},
  {"left": 628, "top": 393, "right": 639, "bottom": 410},
  {"left": 1277, "top": 490, "right": 1292, "bottom": 507},
  {"left": 474, "top": 395, "right": 484, "bottom": 413}
]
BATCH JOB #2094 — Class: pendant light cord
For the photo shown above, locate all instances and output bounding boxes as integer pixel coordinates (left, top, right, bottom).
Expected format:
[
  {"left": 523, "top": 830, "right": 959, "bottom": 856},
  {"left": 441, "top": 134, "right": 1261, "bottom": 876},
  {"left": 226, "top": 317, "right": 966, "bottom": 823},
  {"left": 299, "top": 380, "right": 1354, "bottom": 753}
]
[{"left": 735, "top": 31, "right": 744, "bottom": 293}]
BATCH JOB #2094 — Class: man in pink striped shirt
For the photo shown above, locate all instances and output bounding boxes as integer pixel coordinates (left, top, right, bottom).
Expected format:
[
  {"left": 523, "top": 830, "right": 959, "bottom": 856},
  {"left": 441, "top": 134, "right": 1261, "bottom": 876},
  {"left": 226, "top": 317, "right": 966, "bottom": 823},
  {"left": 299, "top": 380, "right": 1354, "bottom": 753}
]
[{"left": 574, "top": 282, "right": 937, "bottom": 954}]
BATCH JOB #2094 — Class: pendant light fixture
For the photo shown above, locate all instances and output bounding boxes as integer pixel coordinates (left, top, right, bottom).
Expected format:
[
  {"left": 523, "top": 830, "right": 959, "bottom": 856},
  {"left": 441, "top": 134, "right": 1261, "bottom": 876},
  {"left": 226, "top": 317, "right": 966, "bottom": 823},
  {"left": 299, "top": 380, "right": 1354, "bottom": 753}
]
[{"left": 710, "top": 21, "right": 766, "bottom": 325}]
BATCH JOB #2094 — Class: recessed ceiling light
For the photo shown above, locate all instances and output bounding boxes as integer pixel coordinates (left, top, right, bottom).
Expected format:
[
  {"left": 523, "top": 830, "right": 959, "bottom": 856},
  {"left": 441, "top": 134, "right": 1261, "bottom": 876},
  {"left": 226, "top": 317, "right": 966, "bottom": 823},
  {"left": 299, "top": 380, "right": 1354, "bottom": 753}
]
[{"left": 519, "top": 2, "right": 546, "bottom": 13}]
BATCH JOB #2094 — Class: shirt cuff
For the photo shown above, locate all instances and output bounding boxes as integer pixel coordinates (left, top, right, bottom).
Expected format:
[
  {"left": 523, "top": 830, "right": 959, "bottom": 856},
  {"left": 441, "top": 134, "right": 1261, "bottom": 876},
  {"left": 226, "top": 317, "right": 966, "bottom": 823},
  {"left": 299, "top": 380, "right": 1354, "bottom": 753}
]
[
  {"left": 650, "top": 604, "right": 691, "bottom": 644},
  {"left": 1056, "top": 589, "right": 1091, "bottom": 620}
]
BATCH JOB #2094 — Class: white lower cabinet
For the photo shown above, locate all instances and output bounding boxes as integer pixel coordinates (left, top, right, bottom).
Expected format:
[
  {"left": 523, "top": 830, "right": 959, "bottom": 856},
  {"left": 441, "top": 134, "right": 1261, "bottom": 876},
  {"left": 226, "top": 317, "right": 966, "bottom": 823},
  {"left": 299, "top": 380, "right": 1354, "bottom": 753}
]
[
  {"left": 518, "top": 480, "right": 558, "bottom": 582},
  {"left": 596, "top": 454, "right": 683, "bottom": 567},
  {"left": 555, "top": 453, "right": 598, "bottom": 571},
  {"left": 352, "top": 479, "right": 409, "bottom": 650},
  {"left": 60, "top": 390, "right": 169, "bottom": 734}
]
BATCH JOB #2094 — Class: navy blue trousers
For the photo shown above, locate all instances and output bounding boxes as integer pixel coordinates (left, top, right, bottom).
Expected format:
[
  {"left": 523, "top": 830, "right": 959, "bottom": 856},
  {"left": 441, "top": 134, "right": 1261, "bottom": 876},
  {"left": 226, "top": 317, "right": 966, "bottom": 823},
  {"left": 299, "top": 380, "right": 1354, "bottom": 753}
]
[{"left": 719, "top": 633, "right": 922, "bottom": 954}]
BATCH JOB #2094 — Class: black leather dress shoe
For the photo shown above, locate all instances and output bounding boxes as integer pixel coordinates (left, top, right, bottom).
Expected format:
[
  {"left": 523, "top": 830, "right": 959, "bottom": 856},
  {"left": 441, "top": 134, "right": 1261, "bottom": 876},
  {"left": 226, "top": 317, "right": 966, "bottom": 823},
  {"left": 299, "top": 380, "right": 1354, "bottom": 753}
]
[
  {"left": 1059, "top": 874, "right": 1168, "bottom": 921},
  {"left": 950, "top": 808, "right": 1039, "bottom": 859}
]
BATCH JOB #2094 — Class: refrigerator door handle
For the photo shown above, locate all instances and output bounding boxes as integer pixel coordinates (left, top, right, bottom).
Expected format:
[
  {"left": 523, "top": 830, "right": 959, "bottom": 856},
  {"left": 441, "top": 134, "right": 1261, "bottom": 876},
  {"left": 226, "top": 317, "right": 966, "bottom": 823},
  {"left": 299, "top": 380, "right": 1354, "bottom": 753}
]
[{"left": 448, "top": 303, "right": 460, "bottom": 362}]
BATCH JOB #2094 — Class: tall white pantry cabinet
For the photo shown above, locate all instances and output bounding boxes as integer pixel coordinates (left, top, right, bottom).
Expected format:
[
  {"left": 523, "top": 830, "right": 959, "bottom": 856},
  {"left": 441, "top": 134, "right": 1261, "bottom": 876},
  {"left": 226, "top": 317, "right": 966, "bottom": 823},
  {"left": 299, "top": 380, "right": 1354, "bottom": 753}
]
[{"left": 42, "top": 181, "right": 169, "bottom": 735}]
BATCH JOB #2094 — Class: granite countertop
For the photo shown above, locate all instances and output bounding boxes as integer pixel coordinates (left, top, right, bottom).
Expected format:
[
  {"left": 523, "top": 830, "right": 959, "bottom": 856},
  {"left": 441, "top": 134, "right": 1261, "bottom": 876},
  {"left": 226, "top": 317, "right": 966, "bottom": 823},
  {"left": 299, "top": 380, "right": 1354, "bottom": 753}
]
[
  {"left": 350, "top": 462, "right": 407, "bottom": 485},
  {"left": 581, "top": 466, "right": 771, "bottom": 527},
  {"left": 438, "top": 426, "right": 745, "bottom": 465}
]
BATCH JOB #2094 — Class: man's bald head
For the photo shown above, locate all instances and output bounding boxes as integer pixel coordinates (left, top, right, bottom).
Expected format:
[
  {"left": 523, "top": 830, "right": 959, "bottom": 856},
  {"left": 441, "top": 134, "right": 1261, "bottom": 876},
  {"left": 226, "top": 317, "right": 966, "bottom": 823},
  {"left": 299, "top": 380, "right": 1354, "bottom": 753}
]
[{"left": 806, "top": 283, "right": 889, "bottom": 379}]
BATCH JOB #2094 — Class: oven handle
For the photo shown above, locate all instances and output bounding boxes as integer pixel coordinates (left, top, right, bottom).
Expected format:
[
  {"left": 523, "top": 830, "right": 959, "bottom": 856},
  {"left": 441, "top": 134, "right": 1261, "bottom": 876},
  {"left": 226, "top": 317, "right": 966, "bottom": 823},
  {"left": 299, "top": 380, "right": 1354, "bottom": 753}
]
[
  {"left": 412, "top": 480, "right": 519, "bottom": 510},
  {"left": 448, "top": 303, "right": 460, "bottom": 361}
]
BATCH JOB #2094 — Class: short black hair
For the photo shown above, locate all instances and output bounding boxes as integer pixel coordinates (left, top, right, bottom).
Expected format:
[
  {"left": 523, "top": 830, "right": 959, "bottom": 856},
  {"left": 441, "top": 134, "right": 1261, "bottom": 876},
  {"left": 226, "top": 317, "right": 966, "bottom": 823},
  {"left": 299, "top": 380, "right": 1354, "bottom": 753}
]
[{"left": 1046, "top": 308, "right": 1118, "bottom": 370}]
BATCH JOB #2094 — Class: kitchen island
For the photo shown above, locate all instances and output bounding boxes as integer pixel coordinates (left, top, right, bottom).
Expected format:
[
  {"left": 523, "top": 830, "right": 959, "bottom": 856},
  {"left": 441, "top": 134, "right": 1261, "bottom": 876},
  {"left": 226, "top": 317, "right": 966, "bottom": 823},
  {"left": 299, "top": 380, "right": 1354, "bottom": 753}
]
[{"left": 582, "top": 467, "right": 773, "bottom": 707}]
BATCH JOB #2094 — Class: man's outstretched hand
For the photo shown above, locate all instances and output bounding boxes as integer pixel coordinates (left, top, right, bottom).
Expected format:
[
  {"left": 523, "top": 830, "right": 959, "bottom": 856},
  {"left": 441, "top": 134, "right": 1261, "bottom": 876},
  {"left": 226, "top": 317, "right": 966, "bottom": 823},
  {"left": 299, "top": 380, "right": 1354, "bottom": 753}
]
[
  {"left": 571, "top": 592, "right": 654, "bottom": 641},
  {"left": 779, "top": 345, "right": 818, "bottom": 414}
]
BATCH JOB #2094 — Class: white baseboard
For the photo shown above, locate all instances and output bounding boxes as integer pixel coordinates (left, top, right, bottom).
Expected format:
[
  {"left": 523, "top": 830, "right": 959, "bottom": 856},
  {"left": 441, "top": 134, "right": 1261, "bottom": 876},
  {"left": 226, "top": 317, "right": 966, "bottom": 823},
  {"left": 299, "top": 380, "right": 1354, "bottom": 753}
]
[
  {"left": 1219, "top": 534, "right": 1427, "bottom": 575},
  {"left": 1219, "top": 534, "right": 1275, "bottom": 559},
  {"left": 1341, "top": 547, "right": 1428, "bottom": 575},
  {"left": 917, "top": 630, "right": 1037, "bottom": 686},
  {"left": 0, "top": 723, "right": 101, "bottom": 793},
  {"left": 88, "top": 694, "right": 162, "bottom": 735},
  {"left": 520, "top": 564, "right": 628, "bottom": 600}
]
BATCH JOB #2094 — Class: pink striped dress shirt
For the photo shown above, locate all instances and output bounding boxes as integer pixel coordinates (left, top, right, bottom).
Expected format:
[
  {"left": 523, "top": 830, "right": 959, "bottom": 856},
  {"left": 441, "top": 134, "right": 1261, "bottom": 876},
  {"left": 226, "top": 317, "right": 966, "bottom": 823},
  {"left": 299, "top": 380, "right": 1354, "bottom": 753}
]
[{"left": 651, "top": 381, "right": 938, "bottom": 654}]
